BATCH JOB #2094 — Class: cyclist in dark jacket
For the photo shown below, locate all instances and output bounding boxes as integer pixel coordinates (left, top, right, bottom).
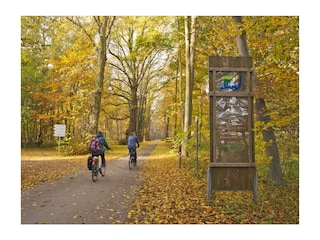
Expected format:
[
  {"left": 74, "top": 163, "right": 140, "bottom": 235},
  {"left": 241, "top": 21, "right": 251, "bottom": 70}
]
[
  {"left": 128, "top": 132, "right": 139, "bottom": 162},
  {"left": 92, "top": 131, "right": 111, "bottom": 166}
]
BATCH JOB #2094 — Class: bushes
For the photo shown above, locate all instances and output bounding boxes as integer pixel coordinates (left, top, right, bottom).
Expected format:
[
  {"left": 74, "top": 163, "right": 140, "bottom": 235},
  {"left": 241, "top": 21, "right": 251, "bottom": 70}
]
[
  {"left": 57, "top": 135, "right": 91, "bottom": 156},
  {"left": 174, "top": 133, "right": 299, "bottom": 184},
  {"left": 58, "top": 140, "right": 89, "bottom": 155},
  {"left": 118, "top": 138, "right": 127, "bottom": 145}
]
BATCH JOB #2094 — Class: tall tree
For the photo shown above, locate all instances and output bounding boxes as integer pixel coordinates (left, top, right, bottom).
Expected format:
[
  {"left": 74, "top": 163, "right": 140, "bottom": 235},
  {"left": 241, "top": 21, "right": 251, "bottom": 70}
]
[
  {"left": 108, "top": 16, "right": 172, "bottom": 140},
  {"left": 21, "top": 16, "right": 59, "bottom": 146},
  {"left": 175, "top": 17, "right": 184, "bottom": 144},
  {"left": 67, "top": 16, "right": 115, "bottom": 134},
  {"left": 48, "top": 18, "right": 97, "bottom": 139},
  {"left": 90, "top": 17, "right": 114, "bottom": 134},
  {"left": 182, "top": 16, "right": 196, "bottom": 156},
  {"left": 233, "top": 16, "right": 284, "bottom": 185}
]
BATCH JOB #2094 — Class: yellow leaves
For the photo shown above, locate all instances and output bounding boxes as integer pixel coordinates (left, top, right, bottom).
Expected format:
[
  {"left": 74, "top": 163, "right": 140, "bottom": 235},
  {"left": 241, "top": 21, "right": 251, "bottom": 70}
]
[
  {"left": 125, "top": 142, "right": 299, "bottom": 224},
  {"left": 21, "top": 158, "right": 85, "bottom": 190},
  {"left": 125, "top": 147, "right": 212, "bottom": 224},
  {"left": 127, "top": 209, "right": 135, "bottom": 219},
  {"left": 21, "top": 147, "right": 129, "bottom": 190}
]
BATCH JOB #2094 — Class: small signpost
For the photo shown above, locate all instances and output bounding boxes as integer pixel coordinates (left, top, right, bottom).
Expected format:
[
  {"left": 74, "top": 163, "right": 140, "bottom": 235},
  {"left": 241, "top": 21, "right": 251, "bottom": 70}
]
[
  {"left": 207, "top": 56, "right": 257, "bottom": 203},
  {"left": 195, "top": 116, "right": 199, "bottom": 174},
  {"left": 54, "top": 124, "right": 66, "bottom": 152}
]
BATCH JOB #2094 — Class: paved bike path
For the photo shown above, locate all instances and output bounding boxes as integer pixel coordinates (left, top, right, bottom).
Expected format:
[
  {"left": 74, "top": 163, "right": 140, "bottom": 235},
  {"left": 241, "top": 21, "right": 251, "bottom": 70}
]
[{"left": 21, "top": 141, "right": 158, "bottom": 224}]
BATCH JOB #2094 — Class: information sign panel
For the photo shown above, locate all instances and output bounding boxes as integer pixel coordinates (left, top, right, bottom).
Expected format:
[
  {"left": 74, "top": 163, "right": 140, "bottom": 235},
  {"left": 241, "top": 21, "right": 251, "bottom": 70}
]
[
  {"left": 207, "top": 56, "right": 257, "bottom": 202},
  {"left": 54, "top": 124, "right": 66, "bottom": 137}
]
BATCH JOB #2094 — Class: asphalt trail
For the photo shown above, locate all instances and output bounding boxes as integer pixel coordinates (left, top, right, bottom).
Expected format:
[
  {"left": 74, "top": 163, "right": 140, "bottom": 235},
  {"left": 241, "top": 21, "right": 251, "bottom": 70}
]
[{"left": 21, "top": 141, "right": 158, "bottom": 224}]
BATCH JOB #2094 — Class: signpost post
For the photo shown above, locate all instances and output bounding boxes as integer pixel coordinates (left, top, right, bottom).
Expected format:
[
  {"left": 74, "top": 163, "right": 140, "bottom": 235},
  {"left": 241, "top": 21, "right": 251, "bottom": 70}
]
[{"left": 195, "top": 116, "right": 199, "bottom": 174}]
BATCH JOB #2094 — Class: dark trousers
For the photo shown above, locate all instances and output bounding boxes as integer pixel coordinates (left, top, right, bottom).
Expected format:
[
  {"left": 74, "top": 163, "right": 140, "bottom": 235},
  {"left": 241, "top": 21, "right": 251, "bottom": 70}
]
[{"left": 128, "top": 148, "right": 137, "bottom": 161}]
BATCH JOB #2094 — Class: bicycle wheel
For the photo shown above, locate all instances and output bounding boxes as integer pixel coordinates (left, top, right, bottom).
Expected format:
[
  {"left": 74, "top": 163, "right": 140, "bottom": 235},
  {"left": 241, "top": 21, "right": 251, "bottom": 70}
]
[
  {"left": 101, "top": 162, "right": 106, "bottom": 176},
  {"left": 129, "top": 156, "right": 133, "bottom": 170},
  {"left": 92, "top": 162, "right": 98, "bottom": 182}
]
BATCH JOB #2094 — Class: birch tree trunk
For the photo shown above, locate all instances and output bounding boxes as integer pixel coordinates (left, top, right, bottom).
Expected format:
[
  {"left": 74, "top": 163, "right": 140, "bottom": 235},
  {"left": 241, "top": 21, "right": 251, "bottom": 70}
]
[
  {"left": 233, "top": 16, "right": 283, "bottom": 185},
  {"left": 176, "top": 17, "right": 184, "bottom": 144},
  {"left": 182, "top": 16, "right": 196, "bottom": 156}
]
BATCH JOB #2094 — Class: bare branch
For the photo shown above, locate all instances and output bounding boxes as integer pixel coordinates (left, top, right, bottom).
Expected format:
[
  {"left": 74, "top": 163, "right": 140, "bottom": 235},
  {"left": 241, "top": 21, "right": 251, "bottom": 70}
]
[{"left": 66, "top": 16, "right": 96, "bottom": 48}]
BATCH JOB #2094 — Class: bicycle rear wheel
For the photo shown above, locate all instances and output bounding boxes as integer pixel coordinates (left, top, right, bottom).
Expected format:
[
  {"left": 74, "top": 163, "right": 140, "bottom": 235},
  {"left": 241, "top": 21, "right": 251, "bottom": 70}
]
[
  {"left": 129, "top": 156, "right": 133, "bottom": 170},
  {"left": 92, "top": 162, "right": 98, "bottom": 182},
  {"left": 101, "top": 162, "right": 106, "bottom": 176}
]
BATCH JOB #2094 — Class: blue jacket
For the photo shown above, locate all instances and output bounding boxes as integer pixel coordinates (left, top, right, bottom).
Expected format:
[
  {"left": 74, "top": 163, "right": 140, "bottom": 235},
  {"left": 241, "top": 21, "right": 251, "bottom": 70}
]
[
  {"left": 96, "top": 133, "right": 111, "bottom": 154},
  {"left": 128, "top": 135, "right": 139, "bottom": 150}
]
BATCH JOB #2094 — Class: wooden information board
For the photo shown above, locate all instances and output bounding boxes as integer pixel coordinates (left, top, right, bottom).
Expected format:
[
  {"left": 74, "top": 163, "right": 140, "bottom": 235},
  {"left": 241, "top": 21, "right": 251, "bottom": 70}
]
[{"left": 207, "top": 56, "right": 257, "bottom": 202}]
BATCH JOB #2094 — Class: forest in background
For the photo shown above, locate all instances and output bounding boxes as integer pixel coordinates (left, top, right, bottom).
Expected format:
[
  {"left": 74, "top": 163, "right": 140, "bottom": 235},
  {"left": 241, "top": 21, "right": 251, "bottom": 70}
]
[{"left": 21, "top": 16, "right": 299, "bottom": 182}]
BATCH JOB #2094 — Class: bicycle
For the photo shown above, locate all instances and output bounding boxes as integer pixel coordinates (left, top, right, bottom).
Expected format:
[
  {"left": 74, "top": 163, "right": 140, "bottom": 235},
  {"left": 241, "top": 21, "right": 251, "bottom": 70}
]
[
  {"left": 128, "top": 149, "right": 137, "bottom": 170},
  {"left": 90, "top": 155, "right": 106, "bottom": 182}
]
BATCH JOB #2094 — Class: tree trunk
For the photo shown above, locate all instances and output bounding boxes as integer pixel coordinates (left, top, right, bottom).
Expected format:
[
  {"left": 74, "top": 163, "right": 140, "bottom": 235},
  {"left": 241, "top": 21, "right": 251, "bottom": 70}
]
[
  {"left": 89, "top": 18, "right": 107, "bottom": 134},
  {"left": 182, "top": 16, "right": 196, "bottom": 157},
  {"left": 255, "top": 97, "right": 284, "bottom": 185},
  {"left": 88, "top": 17, "right": 115, "bottom": 134},
  {"left": 137, "top": 91, "right": 146, "bottom": 140},
  {"left": 128, "top": 83, "right": 138, "bottom": 135},
  {"left": 190, "top": 16, "right": 196, "bottom": 92},
  {"left": 233, "top": 16, "right": 284, "bottom": 185},
  {"left": 177, "top": 19, "right": 184, "bottom": 144}
]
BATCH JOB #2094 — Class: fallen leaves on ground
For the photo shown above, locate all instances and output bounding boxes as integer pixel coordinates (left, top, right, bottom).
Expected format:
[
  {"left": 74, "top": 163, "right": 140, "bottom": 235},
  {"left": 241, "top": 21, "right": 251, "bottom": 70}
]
[
  {"left": 21, "top": 159, "right": 85, "bottom": 190},
  {"left": 125, "top": 142, "right": 299, "bottom": 224},
  {"left": 21, "top": 147, "right": 128, "bottom": 190}
]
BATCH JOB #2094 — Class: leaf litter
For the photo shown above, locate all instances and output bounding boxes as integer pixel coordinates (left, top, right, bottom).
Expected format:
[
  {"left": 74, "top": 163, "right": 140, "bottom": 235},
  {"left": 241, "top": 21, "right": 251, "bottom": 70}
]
[{"left": 124, "top": 142, "right": 299, "bottom": 224}]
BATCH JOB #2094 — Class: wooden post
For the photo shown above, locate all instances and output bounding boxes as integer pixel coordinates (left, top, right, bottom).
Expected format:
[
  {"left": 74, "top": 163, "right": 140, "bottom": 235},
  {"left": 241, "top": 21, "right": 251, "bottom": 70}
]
[
  {"left": 207, "top": 167, "right": 213, "bottom": 200},
  {"left": 195, "top": 116, "right": 199, "bottom": 174},
  {"left": 178, "top": 145, "right": 182, "bottom": 168}
]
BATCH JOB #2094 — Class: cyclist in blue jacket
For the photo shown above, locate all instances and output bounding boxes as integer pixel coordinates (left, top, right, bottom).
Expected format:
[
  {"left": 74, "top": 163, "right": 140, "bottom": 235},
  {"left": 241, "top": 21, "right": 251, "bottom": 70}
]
[
  {"left": 93, "top": 131, "right": 111, "bottom": 167},
  {"left": 128, "top": 132, "right": 139, "bottom": 163}
]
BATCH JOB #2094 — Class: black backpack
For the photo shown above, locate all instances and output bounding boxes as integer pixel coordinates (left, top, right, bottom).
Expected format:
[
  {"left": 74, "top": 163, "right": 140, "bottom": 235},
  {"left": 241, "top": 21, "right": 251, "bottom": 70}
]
[{"left": 87, "top": 156, "right": 93, "bottom": 170}]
